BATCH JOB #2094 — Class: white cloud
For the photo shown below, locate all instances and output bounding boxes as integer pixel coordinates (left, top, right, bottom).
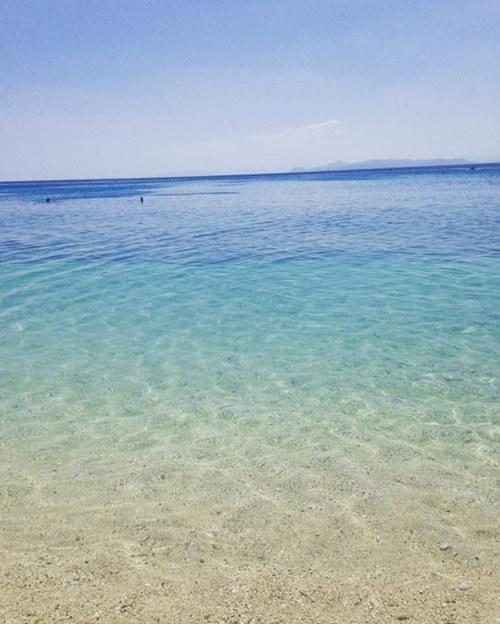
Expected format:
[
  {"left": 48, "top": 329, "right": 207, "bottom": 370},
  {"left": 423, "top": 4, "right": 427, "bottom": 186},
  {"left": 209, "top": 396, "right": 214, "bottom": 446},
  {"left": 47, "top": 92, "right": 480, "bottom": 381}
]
[
  {"left": 175, "top": 119, "right": 346, "bottom": 173},
  {"left": 249, "top": 119, "right": 341, "bottom": 142}
]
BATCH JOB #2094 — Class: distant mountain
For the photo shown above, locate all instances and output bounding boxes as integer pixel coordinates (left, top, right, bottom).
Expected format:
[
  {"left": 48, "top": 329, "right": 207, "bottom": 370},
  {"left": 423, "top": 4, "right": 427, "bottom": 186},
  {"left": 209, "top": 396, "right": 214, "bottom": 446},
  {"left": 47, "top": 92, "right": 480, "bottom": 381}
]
[{"left": 291, "top": 158, "right": 469, "bottom": 172}]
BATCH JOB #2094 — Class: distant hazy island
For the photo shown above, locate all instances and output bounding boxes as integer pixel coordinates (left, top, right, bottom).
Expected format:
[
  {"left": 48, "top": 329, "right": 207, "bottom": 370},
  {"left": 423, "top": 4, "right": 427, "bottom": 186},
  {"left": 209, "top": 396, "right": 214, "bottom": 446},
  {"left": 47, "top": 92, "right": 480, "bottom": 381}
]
[{"left": 291, "top": 158, "right": 469, "bottom": 172}]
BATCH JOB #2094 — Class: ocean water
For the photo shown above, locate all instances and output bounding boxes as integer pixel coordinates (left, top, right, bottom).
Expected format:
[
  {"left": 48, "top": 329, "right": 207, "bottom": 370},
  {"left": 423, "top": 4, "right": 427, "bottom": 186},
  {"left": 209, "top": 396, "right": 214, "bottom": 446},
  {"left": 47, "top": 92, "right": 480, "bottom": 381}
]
[{"left": 0, "top": 165, "right": 499, "bottom": 620}]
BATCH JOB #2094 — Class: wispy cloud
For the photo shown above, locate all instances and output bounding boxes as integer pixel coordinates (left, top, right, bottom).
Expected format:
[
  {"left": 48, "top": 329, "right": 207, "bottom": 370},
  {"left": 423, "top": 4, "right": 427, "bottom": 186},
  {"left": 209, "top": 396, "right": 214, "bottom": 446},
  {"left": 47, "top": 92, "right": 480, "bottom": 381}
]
[
  {"left": 249, "top": 119, "right": 341, "bottom": 142},
  {"left": 176, "top": 119, "right": 346, "bottom": 173}
]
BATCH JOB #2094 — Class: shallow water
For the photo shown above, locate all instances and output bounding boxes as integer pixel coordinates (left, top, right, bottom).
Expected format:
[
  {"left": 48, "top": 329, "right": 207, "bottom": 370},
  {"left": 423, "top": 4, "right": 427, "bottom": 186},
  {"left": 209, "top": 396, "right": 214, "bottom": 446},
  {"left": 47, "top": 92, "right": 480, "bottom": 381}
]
[{"left": 0, "top": 166, "right": 499, "bottom": 622}]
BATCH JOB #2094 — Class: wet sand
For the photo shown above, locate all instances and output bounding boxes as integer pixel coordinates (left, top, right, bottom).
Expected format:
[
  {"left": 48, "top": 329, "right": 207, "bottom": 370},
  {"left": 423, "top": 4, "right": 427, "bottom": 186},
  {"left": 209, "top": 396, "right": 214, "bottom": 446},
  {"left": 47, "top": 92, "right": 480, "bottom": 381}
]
[{"left": 1, "top": 419, "right": 497, "bottom": 624}]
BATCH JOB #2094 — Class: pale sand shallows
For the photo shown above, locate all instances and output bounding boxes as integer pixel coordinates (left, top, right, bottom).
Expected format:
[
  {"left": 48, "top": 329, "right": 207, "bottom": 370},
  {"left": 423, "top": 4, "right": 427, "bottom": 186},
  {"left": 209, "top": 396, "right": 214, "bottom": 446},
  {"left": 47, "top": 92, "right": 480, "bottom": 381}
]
[{"left": 0, "top": 412, "right": 498, "bottom": 624}]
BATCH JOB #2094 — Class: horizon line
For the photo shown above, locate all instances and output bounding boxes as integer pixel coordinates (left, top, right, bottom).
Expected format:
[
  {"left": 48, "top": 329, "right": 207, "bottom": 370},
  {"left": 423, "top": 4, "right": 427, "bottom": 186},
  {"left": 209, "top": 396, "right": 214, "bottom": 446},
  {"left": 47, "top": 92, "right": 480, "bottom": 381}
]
[{"left": 1, "top": 160, "right": 499, "bottom": 186}]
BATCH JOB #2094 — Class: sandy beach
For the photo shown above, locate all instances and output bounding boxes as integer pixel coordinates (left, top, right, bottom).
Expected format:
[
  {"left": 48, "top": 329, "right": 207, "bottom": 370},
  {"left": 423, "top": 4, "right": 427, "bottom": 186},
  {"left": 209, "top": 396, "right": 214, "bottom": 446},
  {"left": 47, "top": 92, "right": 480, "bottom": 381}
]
[{"left": 1, "top": 410, "right": 497, "bottom": 624}]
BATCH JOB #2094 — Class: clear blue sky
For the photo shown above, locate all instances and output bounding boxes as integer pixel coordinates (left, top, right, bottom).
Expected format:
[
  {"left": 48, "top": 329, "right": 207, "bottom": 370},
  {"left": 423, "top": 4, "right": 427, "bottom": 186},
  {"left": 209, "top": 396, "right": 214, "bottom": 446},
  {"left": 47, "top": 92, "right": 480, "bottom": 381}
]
[{"left": 1, "top": 0, "right": 499, "bottom": 180}]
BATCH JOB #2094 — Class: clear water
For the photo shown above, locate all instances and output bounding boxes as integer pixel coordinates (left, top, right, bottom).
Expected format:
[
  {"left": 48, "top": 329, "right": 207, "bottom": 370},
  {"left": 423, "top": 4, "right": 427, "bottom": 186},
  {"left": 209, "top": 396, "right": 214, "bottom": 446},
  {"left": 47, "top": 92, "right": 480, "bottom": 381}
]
[{"left": 0, "top": 166, "right": 499, "bottom": 611}]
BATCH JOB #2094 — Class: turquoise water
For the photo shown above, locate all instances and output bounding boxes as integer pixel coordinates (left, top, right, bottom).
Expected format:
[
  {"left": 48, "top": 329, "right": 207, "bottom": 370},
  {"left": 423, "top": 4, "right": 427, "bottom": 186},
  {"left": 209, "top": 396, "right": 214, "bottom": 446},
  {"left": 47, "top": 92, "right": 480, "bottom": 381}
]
[
  {"left": 0, "top": 167, "right": 499, "bottom": 597},
  {"left": 1, "top": 167, "right": 498, "bottom": 443}
]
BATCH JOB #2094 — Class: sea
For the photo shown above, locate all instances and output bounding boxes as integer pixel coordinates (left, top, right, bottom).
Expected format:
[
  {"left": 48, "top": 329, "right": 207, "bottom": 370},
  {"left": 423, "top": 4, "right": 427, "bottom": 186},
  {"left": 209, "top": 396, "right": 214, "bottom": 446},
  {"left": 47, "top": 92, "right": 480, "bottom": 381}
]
[{"left": 0, "top": 164, "right": 498, "bottom": 621}]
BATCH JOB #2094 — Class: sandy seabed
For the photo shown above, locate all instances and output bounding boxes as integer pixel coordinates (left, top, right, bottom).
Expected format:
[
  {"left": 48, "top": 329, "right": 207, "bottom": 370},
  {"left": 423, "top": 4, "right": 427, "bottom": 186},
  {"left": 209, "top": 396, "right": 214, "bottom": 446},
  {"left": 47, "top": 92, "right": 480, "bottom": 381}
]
[{"left": 0, "top": 417, "right": 498, "bottom": 624}]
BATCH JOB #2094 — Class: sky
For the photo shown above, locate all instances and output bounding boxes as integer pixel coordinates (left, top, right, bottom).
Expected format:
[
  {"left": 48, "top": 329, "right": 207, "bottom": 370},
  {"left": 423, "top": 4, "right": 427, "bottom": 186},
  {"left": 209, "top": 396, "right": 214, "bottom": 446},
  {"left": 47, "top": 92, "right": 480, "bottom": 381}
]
[{"left": 1, "top": 0, "right": 499, "bottom": 181}]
